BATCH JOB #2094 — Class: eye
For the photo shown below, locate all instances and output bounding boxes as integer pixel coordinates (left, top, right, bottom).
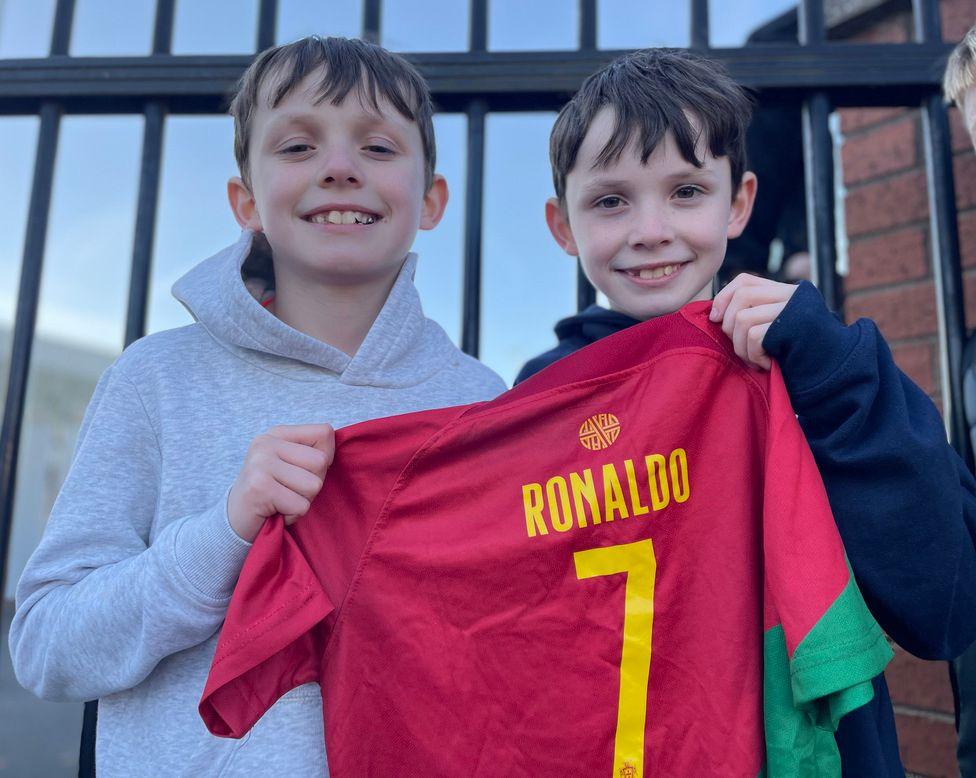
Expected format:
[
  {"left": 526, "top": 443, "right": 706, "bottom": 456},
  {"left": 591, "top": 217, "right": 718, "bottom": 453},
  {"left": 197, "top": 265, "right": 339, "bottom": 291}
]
[
  {"left": 364, "top": 144, "right": 396, "bottom": 155},
  {"left": 674, "top": 185, "right": 703, "bottom": 200},
  {"left": 595, "top": 195, "right": 623, "bottom": 209},
  {"left": 280, "top": 143, "right": 312, "bottom": 155}
]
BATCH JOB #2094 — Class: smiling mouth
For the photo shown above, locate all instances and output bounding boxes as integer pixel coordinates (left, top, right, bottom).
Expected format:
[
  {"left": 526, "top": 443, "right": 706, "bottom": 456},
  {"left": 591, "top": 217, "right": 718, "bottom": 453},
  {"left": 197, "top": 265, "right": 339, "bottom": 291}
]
[
  {"left": 303, "top": 209, "right": 378, "bottom": 225},
  {"left": 620, "top": 262, "right": 688, "bottom": 280}
]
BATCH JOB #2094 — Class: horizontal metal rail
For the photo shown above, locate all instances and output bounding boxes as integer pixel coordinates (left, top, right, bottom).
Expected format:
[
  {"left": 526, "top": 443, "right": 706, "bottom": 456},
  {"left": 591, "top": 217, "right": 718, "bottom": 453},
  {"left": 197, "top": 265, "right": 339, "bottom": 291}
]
[{"left": 0, "top": 43, "right": 956, "bottom": 114}]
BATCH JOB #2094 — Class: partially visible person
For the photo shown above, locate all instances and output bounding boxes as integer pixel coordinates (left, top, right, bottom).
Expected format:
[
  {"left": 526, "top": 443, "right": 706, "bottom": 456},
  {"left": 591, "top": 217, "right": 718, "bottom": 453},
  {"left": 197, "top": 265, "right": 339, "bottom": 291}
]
[
  {"left": 946, "top": 24, "right": 976, "bottom": 145},
  {"left": 8, "top": 36, "right": 504, "bottom": 776},
  {"left": 944, "top": 22, "right": 976, "bottom": 777},
  {"left": 519, "top": 47, "right": 976, "bottom": 776}
]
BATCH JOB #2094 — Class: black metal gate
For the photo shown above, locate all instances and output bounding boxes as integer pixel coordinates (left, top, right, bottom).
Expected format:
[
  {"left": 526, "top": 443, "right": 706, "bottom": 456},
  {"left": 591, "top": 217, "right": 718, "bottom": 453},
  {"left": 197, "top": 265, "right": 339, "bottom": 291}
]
[{"left": 0, "top": 0, "right": 965, "bottom": 774}]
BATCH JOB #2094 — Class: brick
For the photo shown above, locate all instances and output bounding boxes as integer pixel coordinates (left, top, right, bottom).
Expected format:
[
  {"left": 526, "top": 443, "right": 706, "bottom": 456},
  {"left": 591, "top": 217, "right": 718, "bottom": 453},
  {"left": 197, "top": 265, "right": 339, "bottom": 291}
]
[
  {"left": 951, "top": 108, "right": 973, "bottom": 153},
  {"left": 954, "top": 153, "right": 976, "bottom": 210},
  {"left": 846, "top": 227, "right": 928, "bottom": 291},
  {"left": 844, "top": 282, "right": 937, "bottom": 341},
  {"left": 964, "top": 271, "right": 976, "bottom": 330},
  {"left": 942, "top": 0, "right": 975, "bottom": 42},
  {"left": 842, "top": 116, "right": 918, "bottom": 186},
  {"left": 841, "top": 107, "right": 908, "bottom": 135},
  {"left": 886, "top": 646, "right": 956, "bottom": 712},
  {"left": 845, "top": 170, "right": 929, "bottom": 237},
  {"left": 894, "top": 713, "right": 959, "bottom": 778},
  {"left": 890, "top": 341, "right": 938, "bottom": 396},
  {"left": 960, "top": 209, "right": 976, "bottom": 269}
]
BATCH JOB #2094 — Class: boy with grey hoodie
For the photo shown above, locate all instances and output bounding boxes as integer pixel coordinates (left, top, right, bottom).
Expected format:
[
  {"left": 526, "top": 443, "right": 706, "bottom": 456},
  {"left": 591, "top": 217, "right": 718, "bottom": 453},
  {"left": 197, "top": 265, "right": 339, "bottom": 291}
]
[{"left": 9, "top": 36, "right": 504, "bottom": 776}]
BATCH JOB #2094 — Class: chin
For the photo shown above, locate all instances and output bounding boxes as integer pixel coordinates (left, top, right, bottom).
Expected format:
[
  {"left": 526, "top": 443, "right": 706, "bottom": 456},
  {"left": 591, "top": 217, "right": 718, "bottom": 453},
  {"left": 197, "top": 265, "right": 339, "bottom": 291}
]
[{"left": 613, "top": 295, "right": 683, "bottom": 322}]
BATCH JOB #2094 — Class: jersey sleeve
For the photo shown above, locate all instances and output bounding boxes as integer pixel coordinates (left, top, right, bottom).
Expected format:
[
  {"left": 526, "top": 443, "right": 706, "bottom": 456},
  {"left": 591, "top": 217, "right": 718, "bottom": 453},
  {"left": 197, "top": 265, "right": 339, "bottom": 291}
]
[
  {"left": 761, "top": 362, "right": 893, "bottom": 774},
  {"left": 764, "top": 281, "right": 976, "bottom": 659},
  {"left": 199, "top": 404, "right": 466, "bottom": 738},
  {"left": 199, "top": 517, "right": 329, "bottom": 737}
]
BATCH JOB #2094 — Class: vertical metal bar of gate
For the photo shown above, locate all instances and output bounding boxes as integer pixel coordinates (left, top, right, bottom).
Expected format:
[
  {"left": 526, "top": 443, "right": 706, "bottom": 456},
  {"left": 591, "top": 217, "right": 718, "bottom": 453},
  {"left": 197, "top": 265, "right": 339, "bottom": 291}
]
[
  {"left": 461, "top": 0, "right": 487, "bottom": 357},
  {"left": 690, "top": 0, "right": 709, "bottom": 50},
  {"left": 256, "top": 0, "right": 278, "bottom": 51},
  {"left": 363, "top": 0, "right": 382, "bottom": 43},
  {"left": 0, "top": 104, "right": 61, "bottom": 646},
  {"left": 922, "top": 100, "right": 970, "bottom": 462},
  {"left": 124, "top": 0, "right": 174, "bottom": 349},
  {"left": 49, "top": 0, "right": 75, "bottom": 56},
  {"left": 124, "top": 105, "right": 165, "bottom": 347},
  {"left": 579, "top": 0, "right": 596, "bottom": 49},
  {"left": 152, "top": 0, "right": 175, "bottom": 55},
  {"left": 801, "top": 93, "right": 841, "bottom": 312},
  {"left": 576, "top": 0, "right": 597, "bottom": 311},
  {"left": 799, "top": 0, "right": 842, "bottom": 313},
  {"left": 0, "top": 0, "right": 74, "bottom": 648}
]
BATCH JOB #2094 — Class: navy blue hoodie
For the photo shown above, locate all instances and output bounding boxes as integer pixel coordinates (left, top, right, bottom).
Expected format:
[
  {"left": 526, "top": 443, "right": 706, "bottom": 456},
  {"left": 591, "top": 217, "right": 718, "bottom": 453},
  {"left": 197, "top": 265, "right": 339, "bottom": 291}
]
[{"left": 517, "top": 281, "right": 976, "bottom": 777}]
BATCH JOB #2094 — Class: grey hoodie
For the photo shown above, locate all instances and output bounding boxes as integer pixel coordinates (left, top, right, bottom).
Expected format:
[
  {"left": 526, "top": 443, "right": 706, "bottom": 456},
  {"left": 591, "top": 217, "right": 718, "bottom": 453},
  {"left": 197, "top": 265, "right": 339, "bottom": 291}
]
[{"left": 9, "top": 231, "right": 505, "bottom": 776}]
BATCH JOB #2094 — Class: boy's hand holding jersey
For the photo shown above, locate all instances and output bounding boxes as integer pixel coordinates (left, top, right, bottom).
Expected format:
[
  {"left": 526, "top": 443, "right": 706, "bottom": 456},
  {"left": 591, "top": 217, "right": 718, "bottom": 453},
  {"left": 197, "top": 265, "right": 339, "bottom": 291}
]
[
  {"left": 228, "top": 423, "right": 335, "bottom": 542},
  {"left": 710, "top": 273, "right": 799, "bottom": 371}
]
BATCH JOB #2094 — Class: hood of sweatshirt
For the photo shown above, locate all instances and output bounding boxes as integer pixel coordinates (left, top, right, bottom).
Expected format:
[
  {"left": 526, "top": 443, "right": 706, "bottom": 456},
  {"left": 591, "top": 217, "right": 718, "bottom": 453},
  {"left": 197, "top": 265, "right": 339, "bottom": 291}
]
[
  {"left": 553, "top": 304, "right": 642, "bottom": 347},
  {"left": 172, "top": 230, "right": 455, "bottom": 388}
]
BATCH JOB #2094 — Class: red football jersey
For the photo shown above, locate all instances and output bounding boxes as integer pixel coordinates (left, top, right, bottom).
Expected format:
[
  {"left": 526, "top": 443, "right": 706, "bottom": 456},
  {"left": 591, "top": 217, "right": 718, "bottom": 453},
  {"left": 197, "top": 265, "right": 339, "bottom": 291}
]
[{"left": 201, "top": 302, "right": 890, "bottom": 777}]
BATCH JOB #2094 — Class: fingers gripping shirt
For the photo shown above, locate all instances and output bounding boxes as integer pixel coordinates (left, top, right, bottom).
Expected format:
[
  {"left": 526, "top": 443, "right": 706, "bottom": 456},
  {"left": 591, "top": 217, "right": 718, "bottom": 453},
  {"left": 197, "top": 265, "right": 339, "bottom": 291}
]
[{"left": 200, "top": 302, "right": 892, "bottom": 777}]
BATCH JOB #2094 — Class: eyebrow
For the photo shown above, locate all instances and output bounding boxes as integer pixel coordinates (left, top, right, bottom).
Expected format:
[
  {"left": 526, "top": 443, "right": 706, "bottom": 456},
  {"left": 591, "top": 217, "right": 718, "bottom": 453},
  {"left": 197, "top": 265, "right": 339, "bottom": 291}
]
[
  {"left": 579, "top": 179, "right": 629, "bottom": 195},
  {"left": 263, "top": 112, "right": 319, "bottom": 137},
  {"left": 579, "top": 167, "right": 717, "bottom": 195},
  {"left": 264, "top": 110, "right": 406, "bottom": 139}
]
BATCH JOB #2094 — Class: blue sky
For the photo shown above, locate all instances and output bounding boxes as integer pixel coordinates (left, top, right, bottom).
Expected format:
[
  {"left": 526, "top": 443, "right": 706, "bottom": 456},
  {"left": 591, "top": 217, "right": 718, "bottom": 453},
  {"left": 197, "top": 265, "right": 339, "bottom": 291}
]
[{"left": 0, "top": 0, "right": 796, "bottom": 384}]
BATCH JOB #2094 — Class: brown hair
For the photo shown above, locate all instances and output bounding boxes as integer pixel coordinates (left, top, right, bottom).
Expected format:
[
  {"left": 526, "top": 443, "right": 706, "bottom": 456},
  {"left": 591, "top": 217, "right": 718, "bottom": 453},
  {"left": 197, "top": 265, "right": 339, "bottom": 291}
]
[
  {"left": 229, "top": 36, "right": 436, "bottom": 190},
  {"left": 549, "top": 48, "right": 754, "bottom": 204}
]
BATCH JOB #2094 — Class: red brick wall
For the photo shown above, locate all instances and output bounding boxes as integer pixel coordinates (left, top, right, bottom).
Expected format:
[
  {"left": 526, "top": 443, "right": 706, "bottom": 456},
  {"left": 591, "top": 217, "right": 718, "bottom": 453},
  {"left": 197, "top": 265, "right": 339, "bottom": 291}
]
[{"left": 836, "top": 2, "right": 974, "bottom": 775}]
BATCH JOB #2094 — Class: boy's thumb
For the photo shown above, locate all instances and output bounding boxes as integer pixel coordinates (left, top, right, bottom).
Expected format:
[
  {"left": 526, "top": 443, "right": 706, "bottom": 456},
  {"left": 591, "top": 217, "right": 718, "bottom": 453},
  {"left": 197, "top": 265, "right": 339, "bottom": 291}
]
[{"left": 313, "top": 424, "right": 336, "bottom": 462}]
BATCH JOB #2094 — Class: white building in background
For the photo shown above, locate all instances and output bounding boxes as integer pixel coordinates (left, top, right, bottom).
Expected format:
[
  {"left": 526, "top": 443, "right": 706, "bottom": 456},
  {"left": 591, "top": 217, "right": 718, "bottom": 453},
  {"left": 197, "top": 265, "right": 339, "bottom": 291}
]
[{"left": 2, "top": 331, "right": 114, "bottom": 601}]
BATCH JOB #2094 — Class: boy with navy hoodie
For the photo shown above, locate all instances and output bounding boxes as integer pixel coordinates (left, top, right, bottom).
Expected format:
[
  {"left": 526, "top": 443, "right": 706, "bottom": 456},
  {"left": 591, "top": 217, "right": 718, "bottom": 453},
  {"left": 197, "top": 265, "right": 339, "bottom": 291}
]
[{"left": 518, "top": 48, "right": 976, "bottom": 776}]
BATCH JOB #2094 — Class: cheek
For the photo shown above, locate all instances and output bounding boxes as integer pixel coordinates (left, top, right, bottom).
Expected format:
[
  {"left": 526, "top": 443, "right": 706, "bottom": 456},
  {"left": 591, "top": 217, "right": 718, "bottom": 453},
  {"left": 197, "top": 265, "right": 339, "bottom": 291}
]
[
  {"left": 685, "top": 206, "right": 732, "bottom": 248},
  {"left": 255, "top": 177, "right": 294, "bottom": 219},
  {"left": 576, "top": 214, "right": 619, "bottom": 259}
]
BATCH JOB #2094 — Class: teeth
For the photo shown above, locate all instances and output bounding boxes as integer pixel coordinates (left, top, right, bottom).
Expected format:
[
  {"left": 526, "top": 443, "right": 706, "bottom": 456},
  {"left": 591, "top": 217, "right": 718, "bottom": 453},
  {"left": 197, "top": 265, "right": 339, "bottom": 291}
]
[
  {"left": 308, "top": 210, "right": 377, "bottom": 225},
  {"left": 638, "top": 264, "right": 679, "bottom": 280}
]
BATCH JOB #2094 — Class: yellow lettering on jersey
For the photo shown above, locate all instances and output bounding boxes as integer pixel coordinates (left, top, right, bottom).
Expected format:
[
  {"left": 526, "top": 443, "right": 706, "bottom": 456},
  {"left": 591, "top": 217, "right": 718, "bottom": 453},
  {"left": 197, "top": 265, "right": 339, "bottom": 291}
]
[
  {"left": 670, "top": 448, "right": 690, "bottom": 503},
  {"left": 521, "top": 448, "right": 691, "bottom": 539},
  {"left": 570, "top": 469, "right": 601, "bottom": 527},
  {"left": 603, "top": 463, "right": 630, "bottom": 522},
  {"left": 523, "top": 483, "right": 548, "bottom": 537},
  {"left": 624, "top": 459, "right": 649, "bottom": 516},
  {"left": 575, "top": 539, "right": 657, "bottom": 777},
  {"left": 644, "top": 454, "right": 670, "bottom": 511},
  {"left": 546, "top": 476, "right": 574, "bottom": 532}
]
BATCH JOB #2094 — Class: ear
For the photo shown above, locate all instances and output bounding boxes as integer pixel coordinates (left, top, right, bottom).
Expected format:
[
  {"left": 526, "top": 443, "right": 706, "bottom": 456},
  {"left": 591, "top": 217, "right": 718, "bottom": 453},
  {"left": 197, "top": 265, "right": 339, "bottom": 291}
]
[
  {"left": 227, "top": 176, "right": 263, "bottom": 231},
  {"left": 726, "top": 171, "right": 757, "bottom": 239},
  {"left": 419, "top": 174, "right": 449, "bottom": 231},
  {"left": 545, "top": 197, "right": 579, "bottom": 256}
]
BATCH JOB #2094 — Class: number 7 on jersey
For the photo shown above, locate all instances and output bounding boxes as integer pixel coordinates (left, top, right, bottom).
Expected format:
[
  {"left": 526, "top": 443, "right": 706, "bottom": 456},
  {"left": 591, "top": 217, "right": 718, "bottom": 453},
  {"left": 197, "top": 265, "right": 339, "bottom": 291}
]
[{"left": 574, "top": 538, "right": 657, "bottom": 778}]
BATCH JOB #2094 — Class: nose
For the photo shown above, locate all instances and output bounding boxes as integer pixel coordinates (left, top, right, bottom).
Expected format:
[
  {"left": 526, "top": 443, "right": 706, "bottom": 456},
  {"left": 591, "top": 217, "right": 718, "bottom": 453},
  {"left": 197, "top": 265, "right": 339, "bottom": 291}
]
[
  {"left": 317, "top": 145, "right": 361, "bottom": 187},
  {"left": 628, "top": 205, "right": 675, "bottom": 250}
]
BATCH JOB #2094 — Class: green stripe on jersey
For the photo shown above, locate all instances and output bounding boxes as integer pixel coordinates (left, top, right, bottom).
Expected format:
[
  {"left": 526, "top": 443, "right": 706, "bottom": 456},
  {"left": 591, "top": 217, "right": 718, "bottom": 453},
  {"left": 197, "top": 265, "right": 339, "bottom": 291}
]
[{"left": 763, "top": 572, "right": 892, "bottom": 776}]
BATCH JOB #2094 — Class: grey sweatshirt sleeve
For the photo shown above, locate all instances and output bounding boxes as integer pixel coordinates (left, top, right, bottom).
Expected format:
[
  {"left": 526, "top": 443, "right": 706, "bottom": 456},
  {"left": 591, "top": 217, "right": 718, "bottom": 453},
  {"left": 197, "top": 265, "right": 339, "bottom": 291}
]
[{"left": 8, "top": 364, "right": 252, "bottom": 702}]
